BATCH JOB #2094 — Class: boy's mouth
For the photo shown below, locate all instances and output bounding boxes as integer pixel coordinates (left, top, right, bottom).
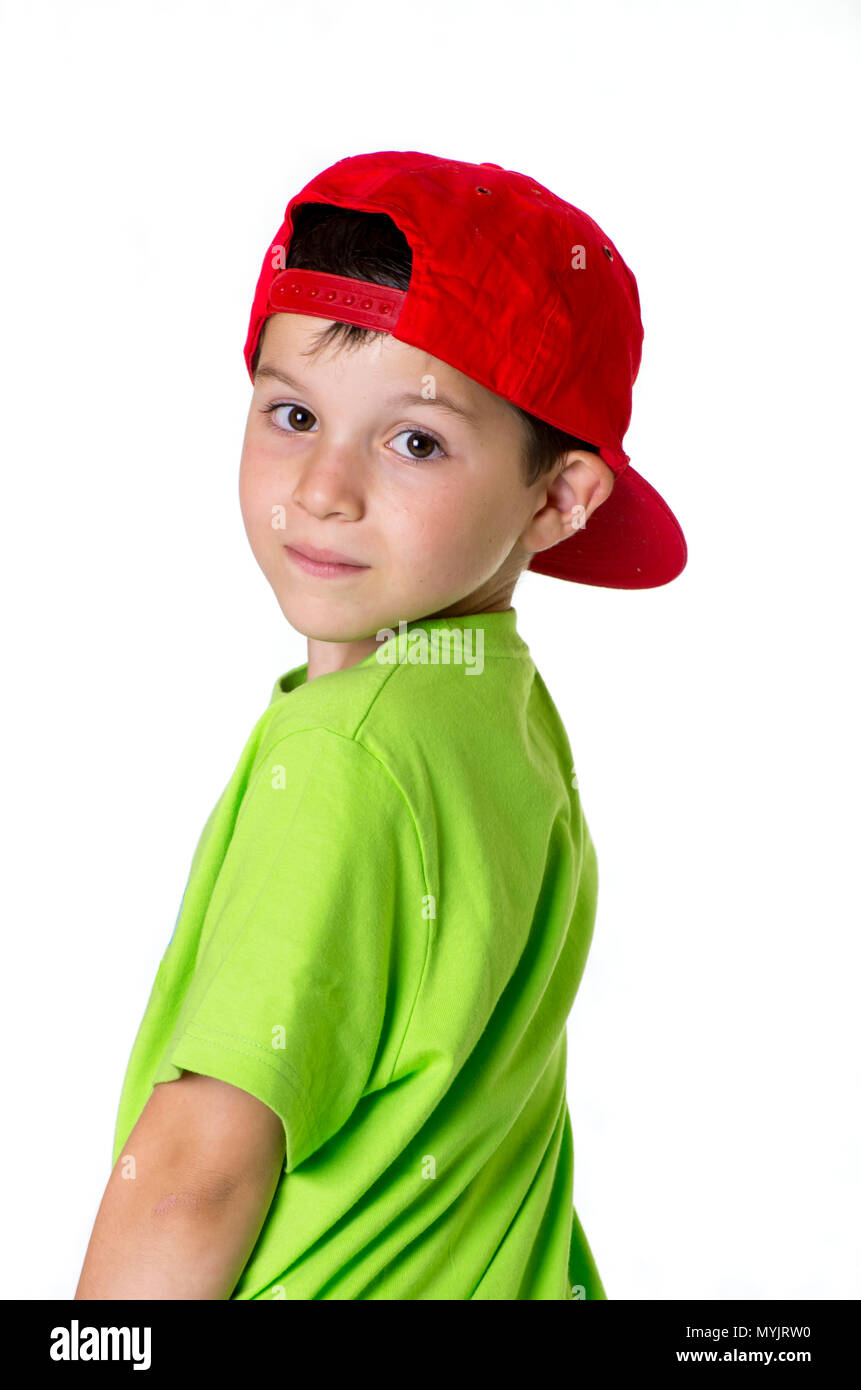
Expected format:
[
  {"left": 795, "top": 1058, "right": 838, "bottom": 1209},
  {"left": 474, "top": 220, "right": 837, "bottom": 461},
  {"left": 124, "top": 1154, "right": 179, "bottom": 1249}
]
[{"left": 284, "top": 543, "right": 370, "bottom": 577}]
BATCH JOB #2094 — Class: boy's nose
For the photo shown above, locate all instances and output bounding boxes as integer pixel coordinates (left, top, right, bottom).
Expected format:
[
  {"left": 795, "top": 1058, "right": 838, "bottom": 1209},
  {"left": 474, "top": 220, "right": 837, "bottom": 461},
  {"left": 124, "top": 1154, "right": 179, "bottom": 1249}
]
[{"left": 291, "top": 450, "right": 364, "bottom": 519}]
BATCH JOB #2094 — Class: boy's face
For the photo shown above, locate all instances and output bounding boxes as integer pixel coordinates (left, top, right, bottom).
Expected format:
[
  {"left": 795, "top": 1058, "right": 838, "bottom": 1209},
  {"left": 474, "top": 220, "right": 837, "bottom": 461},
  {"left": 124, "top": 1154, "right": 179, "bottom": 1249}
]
[{"left": 239, "top": 311, "right": 612, "bottom": 674}]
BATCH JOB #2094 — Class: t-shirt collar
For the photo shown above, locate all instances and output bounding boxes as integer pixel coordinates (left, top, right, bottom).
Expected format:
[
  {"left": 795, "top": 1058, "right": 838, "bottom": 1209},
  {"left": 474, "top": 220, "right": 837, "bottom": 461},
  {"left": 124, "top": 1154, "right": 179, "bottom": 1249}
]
[{"left": 269, "top": 607, "right": 525, "bottom": 703}]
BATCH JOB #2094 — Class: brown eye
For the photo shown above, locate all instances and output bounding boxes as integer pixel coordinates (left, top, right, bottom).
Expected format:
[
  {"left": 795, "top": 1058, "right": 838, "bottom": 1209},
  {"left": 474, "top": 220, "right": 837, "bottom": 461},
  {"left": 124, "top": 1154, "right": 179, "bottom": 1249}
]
[
  {"left": 406, "top": 431, "right": 435, "bottom": 458},
  {"left": 389, "top": 428, "right": 446, "bottom": 463},
  {"left": 260, "top": 401, "right": 319, "bottom": 435},
  {"left": 272, "top": 403, "right": 316, "bottom": 432}
]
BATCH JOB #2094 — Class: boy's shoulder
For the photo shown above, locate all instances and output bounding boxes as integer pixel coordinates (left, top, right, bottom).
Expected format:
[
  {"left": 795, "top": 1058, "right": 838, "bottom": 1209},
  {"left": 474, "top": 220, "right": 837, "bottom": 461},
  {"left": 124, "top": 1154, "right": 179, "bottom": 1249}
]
[
  {"left": 261, "top": 638, "right": 534, "bottom": 758},
  {"left": 259, "top": 614, "right": 534, "bottom": 750},
  {"left": 230, "top": 633, "right": 575, "bottom": 875}
]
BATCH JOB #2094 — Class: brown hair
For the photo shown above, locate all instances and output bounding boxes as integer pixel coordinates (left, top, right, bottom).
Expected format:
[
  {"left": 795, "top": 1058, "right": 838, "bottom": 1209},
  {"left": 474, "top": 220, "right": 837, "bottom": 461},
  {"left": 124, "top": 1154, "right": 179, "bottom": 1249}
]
[{"left": 249, "top": 202, "right": 599, "bottom": 487}]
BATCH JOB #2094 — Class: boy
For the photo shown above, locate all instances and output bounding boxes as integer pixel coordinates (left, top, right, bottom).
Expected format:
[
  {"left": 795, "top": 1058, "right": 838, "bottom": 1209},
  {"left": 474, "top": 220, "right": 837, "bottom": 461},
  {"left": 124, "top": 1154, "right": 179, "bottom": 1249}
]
[{"left": 75, "top": 151, "right": 686, "bottom": 1300}]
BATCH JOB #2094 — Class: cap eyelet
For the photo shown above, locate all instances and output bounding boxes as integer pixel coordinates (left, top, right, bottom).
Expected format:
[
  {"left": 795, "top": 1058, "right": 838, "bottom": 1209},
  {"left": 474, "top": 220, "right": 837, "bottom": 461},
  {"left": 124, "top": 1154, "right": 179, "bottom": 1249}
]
[
  {"left": 475, "top": 185, "right": 492, "bottom": 196},
  {"left": 602, "top": 245, "right": 614, "bottom": 261}
]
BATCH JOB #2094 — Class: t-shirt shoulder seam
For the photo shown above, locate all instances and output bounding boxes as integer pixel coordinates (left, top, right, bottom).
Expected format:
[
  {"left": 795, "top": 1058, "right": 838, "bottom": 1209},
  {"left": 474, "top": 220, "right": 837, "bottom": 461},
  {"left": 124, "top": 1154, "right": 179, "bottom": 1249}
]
[
  {"left": 346, "top": 651, "right": 530, "bottom": 744},
  {"left": 256, "top": 727, "right": 429, "bottom": 888}
]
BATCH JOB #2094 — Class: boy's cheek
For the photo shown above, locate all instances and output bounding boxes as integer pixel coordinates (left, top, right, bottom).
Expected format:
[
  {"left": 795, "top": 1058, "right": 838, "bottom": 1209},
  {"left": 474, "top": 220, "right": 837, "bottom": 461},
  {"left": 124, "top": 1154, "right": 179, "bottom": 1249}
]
[{"left": 238, "top": 468, "right": 279, "bottom": 523}]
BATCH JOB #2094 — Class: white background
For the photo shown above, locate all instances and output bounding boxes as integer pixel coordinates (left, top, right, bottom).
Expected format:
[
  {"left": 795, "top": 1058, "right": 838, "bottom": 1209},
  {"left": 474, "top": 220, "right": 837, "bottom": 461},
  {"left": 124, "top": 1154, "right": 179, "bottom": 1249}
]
[{"left": 1, "top": 0, "right": 858, "bottom": 1301}]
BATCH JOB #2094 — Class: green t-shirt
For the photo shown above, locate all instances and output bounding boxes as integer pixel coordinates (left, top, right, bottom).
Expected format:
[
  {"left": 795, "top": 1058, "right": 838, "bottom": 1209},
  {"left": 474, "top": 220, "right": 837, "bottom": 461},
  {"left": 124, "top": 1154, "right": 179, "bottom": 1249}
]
[{"left": 112, "top": 609, "right": 605, "bottom": 1300}]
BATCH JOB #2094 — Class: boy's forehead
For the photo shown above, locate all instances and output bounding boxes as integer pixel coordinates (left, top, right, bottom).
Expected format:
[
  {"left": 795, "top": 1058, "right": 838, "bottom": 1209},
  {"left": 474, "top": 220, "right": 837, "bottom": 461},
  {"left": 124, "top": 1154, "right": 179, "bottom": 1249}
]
[{"left": 259, "top": 310, "right": 511, "bottom": 421}]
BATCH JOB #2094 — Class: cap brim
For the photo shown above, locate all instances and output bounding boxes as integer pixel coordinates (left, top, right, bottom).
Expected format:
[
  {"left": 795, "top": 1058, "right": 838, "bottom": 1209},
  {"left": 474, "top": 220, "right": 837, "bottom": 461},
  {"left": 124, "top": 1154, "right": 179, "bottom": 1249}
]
[{"left": 526, "top": 463, "right": 688, "bottom": 589}]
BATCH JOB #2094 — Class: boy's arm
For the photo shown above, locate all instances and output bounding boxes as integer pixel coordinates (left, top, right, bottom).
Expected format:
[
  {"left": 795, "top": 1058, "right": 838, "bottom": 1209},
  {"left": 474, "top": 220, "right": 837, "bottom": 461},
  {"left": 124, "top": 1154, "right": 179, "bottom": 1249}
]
[{"left": 75, "top": 1070, "right": 286, "bottom": 1300}]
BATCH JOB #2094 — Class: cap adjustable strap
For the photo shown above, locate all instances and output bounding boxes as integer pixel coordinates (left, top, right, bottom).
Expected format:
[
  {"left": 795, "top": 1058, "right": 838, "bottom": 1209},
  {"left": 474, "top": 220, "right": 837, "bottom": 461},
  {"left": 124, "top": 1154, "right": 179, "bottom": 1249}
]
[{"left": 269, "top": 268, "right": 406, "bottom": 331}]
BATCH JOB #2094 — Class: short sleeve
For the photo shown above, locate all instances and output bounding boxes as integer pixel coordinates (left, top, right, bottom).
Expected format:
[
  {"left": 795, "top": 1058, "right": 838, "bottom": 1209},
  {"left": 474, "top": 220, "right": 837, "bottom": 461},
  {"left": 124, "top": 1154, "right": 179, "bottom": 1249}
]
[{"left": 151, "top": 727, "right": 420, "bottom": 1172}]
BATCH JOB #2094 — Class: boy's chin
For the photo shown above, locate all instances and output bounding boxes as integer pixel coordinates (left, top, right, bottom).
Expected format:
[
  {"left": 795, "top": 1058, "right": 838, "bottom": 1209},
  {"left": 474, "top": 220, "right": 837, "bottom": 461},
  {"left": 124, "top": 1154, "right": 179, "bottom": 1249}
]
[{"left": 278, "top": 599, "right": 389, "bottom": 648}]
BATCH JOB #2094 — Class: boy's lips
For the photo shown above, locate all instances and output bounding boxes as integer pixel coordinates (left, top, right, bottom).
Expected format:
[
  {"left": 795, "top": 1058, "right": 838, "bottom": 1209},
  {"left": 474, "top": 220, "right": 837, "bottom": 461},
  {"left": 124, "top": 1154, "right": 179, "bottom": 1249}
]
[{"left": 286, "top": 540, "right": 369, "bottom": 567}]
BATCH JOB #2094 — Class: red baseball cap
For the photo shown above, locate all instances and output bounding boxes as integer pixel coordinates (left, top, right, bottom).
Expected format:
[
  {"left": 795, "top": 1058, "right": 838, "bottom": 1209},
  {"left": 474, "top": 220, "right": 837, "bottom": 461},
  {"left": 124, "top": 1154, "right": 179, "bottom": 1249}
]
[{"left": 243, "top": 150, "right": 687, "bottom": 590}]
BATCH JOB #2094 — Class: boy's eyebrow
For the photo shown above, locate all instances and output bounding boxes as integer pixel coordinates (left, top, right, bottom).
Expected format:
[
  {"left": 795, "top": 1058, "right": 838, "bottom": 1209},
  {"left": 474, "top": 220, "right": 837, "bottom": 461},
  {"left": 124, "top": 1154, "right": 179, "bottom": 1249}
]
[{"left": 255, "top": 363, "right": 482, "bottom": 428}]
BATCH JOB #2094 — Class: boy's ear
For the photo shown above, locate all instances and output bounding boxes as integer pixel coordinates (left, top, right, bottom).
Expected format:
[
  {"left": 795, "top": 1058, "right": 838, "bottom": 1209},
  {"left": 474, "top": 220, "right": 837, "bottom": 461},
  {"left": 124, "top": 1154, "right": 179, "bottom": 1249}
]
[
  {"left": 549, "top": 450, "right": 616, "bottom": 521},
  {"left": 520, "top": 450, "right": 615, "bottom": 557}
]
